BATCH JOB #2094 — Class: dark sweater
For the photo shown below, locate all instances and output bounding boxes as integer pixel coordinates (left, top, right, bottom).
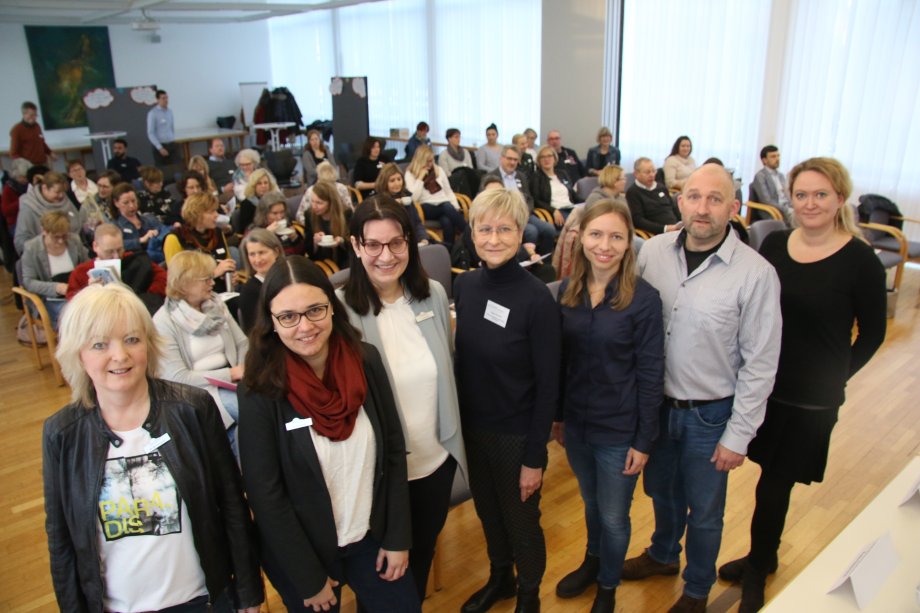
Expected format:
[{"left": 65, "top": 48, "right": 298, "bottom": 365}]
[
  {"left": 759, "top": 231, "right": 887, "bottom": 408},
  {"left": 625, "top": 182, "right": 679, "bottom": 234},
  {"left": 353, "top": 157, "right": 384, "bottom": 198},
  {"left": 454, "top": 257, "right": 561, "bottom": 467}
]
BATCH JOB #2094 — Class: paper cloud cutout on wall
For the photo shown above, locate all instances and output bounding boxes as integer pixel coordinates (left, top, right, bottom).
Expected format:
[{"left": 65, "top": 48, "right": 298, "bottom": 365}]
[
  {"left": 352, "top": 78, "right": 367, "bottom": 98},
  {"left": 330, "top": 78, "right": 344, "bottom": 96},
  {"left": 83, "top": 88, "right": 114, "bottom": 110},
  {"left": 131, "top": 86, "right": 158, "bottom": 105}
]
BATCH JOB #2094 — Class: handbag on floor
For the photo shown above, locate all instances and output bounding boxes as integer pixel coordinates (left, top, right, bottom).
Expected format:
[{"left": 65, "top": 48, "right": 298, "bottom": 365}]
[{"left": 17, "top": 314, "right": 47, "bottom": 346}]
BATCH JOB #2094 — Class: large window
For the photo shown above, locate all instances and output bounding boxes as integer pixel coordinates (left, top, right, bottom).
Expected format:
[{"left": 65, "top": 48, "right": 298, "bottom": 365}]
[{"left": 269, "top": 0, "right": 541, "bottom": 148}]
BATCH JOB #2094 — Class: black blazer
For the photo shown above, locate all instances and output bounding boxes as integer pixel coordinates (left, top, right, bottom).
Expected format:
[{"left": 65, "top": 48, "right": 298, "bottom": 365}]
[
  {"left": 238, "top": 343, "right": 410, "bottom": 600},
  {"left": 531, "top": 168, "right": 576, "bottom": 212},
  {"left": 481, "top": 169, "right": 534, "bottom": 211}
]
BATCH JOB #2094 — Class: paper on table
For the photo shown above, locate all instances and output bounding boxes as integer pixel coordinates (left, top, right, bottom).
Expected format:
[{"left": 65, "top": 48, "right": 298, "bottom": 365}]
[
  {"left": 827, "top": 531, "right": 899, "bottom": 610},
  {"left": 204, "top": 376, "right": 237, "bottom": 391},
  {"left": 520, "top": 252, "right": 552, "bottom": 268}
]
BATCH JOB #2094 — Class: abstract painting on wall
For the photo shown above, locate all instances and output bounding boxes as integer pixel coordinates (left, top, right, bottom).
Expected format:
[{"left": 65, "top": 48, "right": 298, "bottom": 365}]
[{"left": 24, "top": 26, "right": 116, "bottom": 130}]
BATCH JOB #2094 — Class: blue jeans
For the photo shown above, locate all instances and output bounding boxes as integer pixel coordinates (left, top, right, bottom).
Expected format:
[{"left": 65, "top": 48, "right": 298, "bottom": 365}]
[
  {"left": 421, "top": 202, "right": 467, "bottom": 246},
  {"left": 565, "top": 438, "right": 638, "bottom": 588},
  {"left": 642, "top": 398, "right": 733, "bottom": 599},
  {"left": 524, "top": 214, "right": 557, "bottom": 256}
]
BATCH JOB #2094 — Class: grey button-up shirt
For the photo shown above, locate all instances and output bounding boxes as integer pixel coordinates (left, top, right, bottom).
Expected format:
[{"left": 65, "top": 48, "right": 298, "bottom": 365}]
[
  {"left": 637, "top": 228, "right": 782, "bottom": 454},
  {"left": 147, "top": 105, "right": 175, "bottom": 149}
]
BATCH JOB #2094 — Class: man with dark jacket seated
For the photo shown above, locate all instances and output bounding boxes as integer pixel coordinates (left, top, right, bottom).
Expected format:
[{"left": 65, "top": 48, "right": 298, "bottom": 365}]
[
  {"left": 546, "top": 129, "right": 586, "bottom": 180},
  {"left": 66, "top": 223, "right": 166, "bottom": 314},
  {"left": 626, "top": 157, "right": 684, "bottom": 236}
]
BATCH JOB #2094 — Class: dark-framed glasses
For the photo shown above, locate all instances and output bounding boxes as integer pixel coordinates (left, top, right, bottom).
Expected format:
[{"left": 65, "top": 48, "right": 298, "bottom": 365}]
[
  {"left": 361, "top": 237, "right": 408, "bottom": 256},
  {"left": 272, "top": 303, "right": 331, "bottom": 327}
]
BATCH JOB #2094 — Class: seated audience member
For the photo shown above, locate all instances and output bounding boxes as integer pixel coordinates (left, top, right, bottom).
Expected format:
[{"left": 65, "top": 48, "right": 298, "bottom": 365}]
[
  {"left": 532, "top": 145, "right": 577, "bottom": 227},
  {"left": 79, "top": 170, "right": 119, "bottom": 243},
  {"left": 251, "top": 191, "right": 305, "bottom": 256},
  {"left": 475, "top": 123, "right": 502, "bottom": 172},
  {"left": 232, "top": 148, "right": 261, "bottom": 201},
  {"left": 585, "top": 165, "right": 628, "bottom": 208},
  {"left": 67, "top": 160, "right": 97, "bottom": 206},
  {"left": 303, "top": 180, "right": 353, "bottom": 269},
  {"left": 66, "top": 223, "right": 167, "bottom": 314},
  {"left": 524, "top": 127, "right": 539, "bottom": 157},
  {"left": 353, "top": 136, "right": 386, "bottom": 198},
  {"left": 438, "top": 128, "right": 474, "bottom": 177},
  {"left": 207, "top": 137, "right": 237, "bottom": 194},
  {"left": 106, "top": 138, "right": 142, "bottom": 182},
  {"left": 750, "top": 144, "right": 791, "bottom": 217},
  {"left": 404, "top": 121, "right": 431, "bottom": 161},
  {"left": 163, "top": 193, "right": 237, "bottom": 293},
  {"left": 10, "top": 101, "right": 54, "bottom": 165},
  {"left": 586, "top": 127, "right": 622, "bottom": 176},
  {"left": 301, "top": 129, "right": 338, "bottom": 187},
  {"left": 2, "top": 158, "right": 32, "bottom": 238},
  {"left": 111, "top": 184, "right": 165, "bottom": 263},
  {"left": 663, "top": 135, "right": 696, "bottom": 191},
  {"left": 137, "top": 166, "right": 179, "bottom": 226},
  {"left": 547, "top": 129, "right": 586, "bottom": 180},
  {"left": 238, "top": 229, "right": 283, "bottom": 333},
  {"left": 14, "top": 171, "right": 80, "bottom": 255},
  {"left": 21, "top": 211, "right": 89, "bottom": 328},
  {"left": 296, "top": 161, "right": 352, "bottom": 224},
  {"left": 483, "top": 145, "right": 555, "bottom": 256},
  {"left": 626, "top": 157, "right": 682, "bottom": 235},
  {"left": 375, "top": 162, "right": 429, "bottom": 245},
  {"left": 153, "top": 250, "right": 248, "bottom": 450},
  {"left": 179, "top": 169, "right": 208, "bottom": 203},
  {"left": 236, "top": 168, "right": 280, "bottom": 233},
  {"left": 512, "top": 133, "right": 536, "bottom": 176},
  {"left": 405, "top": 145, "right": 466, "bottom": 247},
  {"left": 188, "top": 155, "right": 219, "bottom": 197}
]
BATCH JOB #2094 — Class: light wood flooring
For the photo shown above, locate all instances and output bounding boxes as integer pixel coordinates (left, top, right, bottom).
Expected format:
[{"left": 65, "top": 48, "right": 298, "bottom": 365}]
[{"left": 1, "top": 266, "right": 918, "bottom": 613}]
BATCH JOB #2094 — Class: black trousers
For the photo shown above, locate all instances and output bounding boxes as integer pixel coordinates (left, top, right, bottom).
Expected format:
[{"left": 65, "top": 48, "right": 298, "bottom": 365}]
[
  {"left": 465, "top": 429, "right": 546, "bottom": 591},
  {"left": 407, "top": 455, "right": 457, "bottom": 601},
  {"left": 151, "top": 141, "right": 181, "bottom": 168},
  {"left": 748, "top": 469, "right": 796, "bottom": 572}
]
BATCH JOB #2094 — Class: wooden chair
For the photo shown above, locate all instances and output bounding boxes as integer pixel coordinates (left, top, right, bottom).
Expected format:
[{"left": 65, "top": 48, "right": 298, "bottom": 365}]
[
  {"left": 413, "top": 202, "right": 445, "bottom": 243},
  {"left": 312, "top": 259, "right": 341, "bottom": 277},
  {"left": 456, "top": 193, "right": 472, "bottom": 221},
  {"left": 744, "top": 201, "right": 784, "bottom": 225},
  {"left": 12, "top": 261, "right": 65, "bottom": 386},
  {"left": 533, "top": 208, "right": 555, "bottom": 224},
  {"left": 346, "top": 186, "right": 363, "bottom": 206}
]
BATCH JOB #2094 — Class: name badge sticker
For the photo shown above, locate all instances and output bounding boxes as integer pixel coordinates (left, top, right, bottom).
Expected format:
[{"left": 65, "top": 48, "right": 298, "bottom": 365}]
[
  {"left": 216, "top": 248, "right": 227, "bottom": 255},
  {"left": 144, "top": 433, "right": 171, "bottom": 453},
  {"left": 123, "top": 228, "right": 134, "bottom": 234},
  {"left": 285, "top": 416, "right": 314, "bottom": 431},
  {"left": 483, "top": 300, "right": 510, "bottom": 328},
  {"left": 416, "top": 310, "right": 434, "bottom": 323}
]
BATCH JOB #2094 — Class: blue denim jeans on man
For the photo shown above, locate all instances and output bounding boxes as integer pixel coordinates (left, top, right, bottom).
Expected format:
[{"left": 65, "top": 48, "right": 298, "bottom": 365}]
[
  {"left": 565, "top": 438, "right": 638, "bottom": 587},
  {"left": 642, "top": 397, "right": 733, "bottom": 599}
]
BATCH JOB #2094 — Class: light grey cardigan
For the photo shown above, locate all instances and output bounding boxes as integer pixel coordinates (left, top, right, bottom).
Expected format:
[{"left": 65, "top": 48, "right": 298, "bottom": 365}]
[
  {"left": 337, "top": 280, "right": 468, "bottom": 482},
  {"left": 20, "top": 233, "right": 88, "bottom": 297}
]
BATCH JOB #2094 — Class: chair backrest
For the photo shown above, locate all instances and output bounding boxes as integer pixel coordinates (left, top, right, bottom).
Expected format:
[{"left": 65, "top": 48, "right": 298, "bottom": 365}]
[
  {"left": 748, "top": 219, "right": 786, "bottom": 252},
  {"left": 574, "top": 176, "right": 599, "bottom": 203},
  {"left": 329, "top": 266, "right": 350, "bottom": 289},
  {"left": 166, "top": 182, "right": 181, "bottom": 202},
  {"left": 265, "top": 150, "right": 298, "bottom": 185},
  {"left": 286, "top": 194, "right": 301, "bottom": 220},
  {"left": 632, "top": 235, "right": 645, "bottom": 255},
  {"left": 625, "top": 172, "right": 636, "bottom": 191},
  {"left": 418, "top": 243, "right": 453, "bottom": 300},
  {"left": 546, "top": 279, "right": 562, "bottom": 300}
]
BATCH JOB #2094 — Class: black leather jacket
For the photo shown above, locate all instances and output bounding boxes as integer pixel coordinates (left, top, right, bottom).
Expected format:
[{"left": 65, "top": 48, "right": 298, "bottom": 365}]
[{"left": 42, "top": 379, "right": 263, "bottom": 612}]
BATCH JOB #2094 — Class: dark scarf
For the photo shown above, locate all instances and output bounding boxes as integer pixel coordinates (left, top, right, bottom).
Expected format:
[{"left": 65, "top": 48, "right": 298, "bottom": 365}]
[
  {"left": 179, "top": 225, "right": 220, "bottom": 253},
  {"left": 446, "top": 145, "right": 465, "bottom": 162},
  {"left": 284, "top": 335, "right": 367, "bottom": 441},
  {"left": 423, "top": 169, "right": 442, "bottom": 195}
]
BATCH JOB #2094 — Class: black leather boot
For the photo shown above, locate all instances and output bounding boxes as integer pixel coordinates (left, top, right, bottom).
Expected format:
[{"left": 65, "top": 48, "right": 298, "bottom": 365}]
[
  {"left": 513, "top": 587, "right": 540, "bottom": 613},
  {"left": 590, "top": 585, "right": 616, "bottom": 613},
  {"left": 461, "top": 565, "right": 516, "bottom": 613},
  {"left": 556, "top": 551, "right": 600, "bottom": 598}
]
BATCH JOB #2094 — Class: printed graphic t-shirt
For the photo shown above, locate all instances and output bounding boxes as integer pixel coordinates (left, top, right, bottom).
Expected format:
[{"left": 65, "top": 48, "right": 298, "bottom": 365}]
[{"left": 97, "top": 426, "right": 207, "bottom": 612}]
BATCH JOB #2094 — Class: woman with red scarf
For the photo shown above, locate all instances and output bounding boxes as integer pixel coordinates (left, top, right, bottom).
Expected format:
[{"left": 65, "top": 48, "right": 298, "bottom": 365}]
[{"left": 238, "top": 256, "right": 419, "bottom": 613}]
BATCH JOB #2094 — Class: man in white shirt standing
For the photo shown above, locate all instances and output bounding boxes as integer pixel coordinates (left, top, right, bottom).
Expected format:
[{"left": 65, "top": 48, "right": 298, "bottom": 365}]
[
  {"left": 623, "top": 164, "right": 782, "bottom": 613},
  {"left": 147, "top": 90, "right": 177, "bottom": 168},
  {"left": 750, "top": 145, "right": 790, "bottom": 219}
]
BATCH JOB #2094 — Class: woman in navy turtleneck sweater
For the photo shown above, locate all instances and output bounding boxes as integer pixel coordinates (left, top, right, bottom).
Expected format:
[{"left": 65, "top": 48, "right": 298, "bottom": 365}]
[{"left": 453, "top": 188, "right": 561, "bottom": 613}]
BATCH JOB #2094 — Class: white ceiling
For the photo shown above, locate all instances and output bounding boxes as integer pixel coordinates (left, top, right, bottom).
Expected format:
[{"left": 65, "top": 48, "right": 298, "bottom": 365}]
[{"left": 0, "top": 0, "right": 383, "bottom": 26}]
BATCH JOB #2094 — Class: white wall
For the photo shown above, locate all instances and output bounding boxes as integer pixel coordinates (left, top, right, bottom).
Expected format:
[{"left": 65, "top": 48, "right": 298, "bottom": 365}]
[
  {"left": 0, "top": 22, "right": 271, "bottom": 147},
  {"left": 540, "top": 0, "right": 606, "bottom": 157}
]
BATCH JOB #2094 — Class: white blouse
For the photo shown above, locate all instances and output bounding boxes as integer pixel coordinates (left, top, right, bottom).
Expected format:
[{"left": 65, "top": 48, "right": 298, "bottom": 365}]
[{"left": 549, "top": 175, "right": 572, "bottom": 209}]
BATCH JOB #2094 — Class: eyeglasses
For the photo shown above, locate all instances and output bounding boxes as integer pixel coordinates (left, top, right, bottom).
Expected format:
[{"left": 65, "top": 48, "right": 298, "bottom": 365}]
[
  {"left": 48, "top": 233, "right": 69, "bottom": 242},
  {"left": 272, "top": 303, "right": 331, "bottom": 327},
  {"left": 474, "top": 225, "right": 518, "bottom": 238},
  {"left": 361, "top": 237, "right": 408, "bottom": 256}
]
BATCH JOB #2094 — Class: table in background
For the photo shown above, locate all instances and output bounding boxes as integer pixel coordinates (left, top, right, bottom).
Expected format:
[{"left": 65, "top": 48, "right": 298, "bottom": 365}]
[
  {"left": 253, "top": 122, "right": 296, "bottom": 151},
  {"left": 174, "top": 127, "right": 249, "bottom": 162},
  {"left": 88, "top": 130, "right": 127, "bottom": 167}
]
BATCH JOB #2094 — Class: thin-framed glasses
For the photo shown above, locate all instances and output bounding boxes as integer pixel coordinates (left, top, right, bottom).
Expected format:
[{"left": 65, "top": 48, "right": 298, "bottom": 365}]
[
  {"left": 361, "top": 237, "right": 408, "bottom": 256},
  {"left": 474, "top": 225, "right": 517, "bottom": 238},
  {"left": 272, "top": 303, "right": 331, "bottom": 327}
]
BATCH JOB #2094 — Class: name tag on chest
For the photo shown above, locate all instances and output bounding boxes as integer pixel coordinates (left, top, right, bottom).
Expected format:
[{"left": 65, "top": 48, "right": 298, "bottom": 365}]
[
  {"left": 483, "top": 300, "right": 510, "bottom": 328},
  {"left": 286, "top": 416, "right": 313, "bottom": 431}
]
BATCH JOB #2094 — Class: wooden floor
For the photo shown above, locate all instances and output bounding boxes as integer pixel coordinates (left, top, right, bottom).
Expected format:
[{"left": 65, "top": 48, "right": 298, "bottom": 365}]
[{"left": 1, "top": 265, "right": 918, "bottom": 613}]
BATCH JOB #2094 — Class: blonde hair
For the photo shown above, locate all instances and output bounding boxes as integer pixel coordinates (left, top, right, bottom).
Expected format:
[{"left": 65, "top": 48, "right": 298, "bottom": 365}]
[
  {"left": 316, "top": 160, "right": 338, "bottom": 182},
  {"left": 166, "top": 251, "right": 217, "bottom": 300},
  {"left": 240, "top": 229, "right": 283, "bottom": 275},
  {"left": 309, "top": 181, "right": 349, "bottom": 238},
  {"left": 536, "top": 145, "right": 557, "bottom": 165},
  {"left": 40, "top": 210, "right": 72, "bottom": 234},
  {"left": 598, "top": 165, "right": 625, "bottom": 190},
  {"left": 597, "top": 126, "right": 613, "bottom": 141},
  {"left": 469, "top": 188, "right": 528, "bottom": 231},
  {"left": 181, "top": 193, "right": 219, "bottom": 226},
  {"left": 235, "top": 148, "right": 260, "bottom": 167},
  {"left": 56, "top": 284, "right": 163, "bottom": 406},
  {"left": 788, "top": 157, "right": 861, "bottom": 238},
  {"left": 406, "top": 145, "right": 435, "bottom": 178},
  {"left": 561, "top": 199, "right": 637, "bottom": 311},
  {"left": 244, "top": 168, "right": 279, "bottom": 199}
]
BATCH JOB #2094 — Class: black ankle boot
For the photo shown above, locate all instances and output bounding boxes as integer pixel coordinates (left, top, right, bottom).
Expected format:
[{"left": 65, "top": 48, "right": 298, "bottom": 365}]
[
  {"left": 556, "top": 552, "right": 600, "bottom": 598},
  {"left": 461, "top": 565, "right": 516, "bottom": 613},
  {"left": 739, "top": 561, "right": 767, "bottom": 613},
  {"left": 590, "top": 585, "right": 616, "bottom": 613},
  {"left": 513, "top": 587, "right": 540, "bottom": 613}
]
